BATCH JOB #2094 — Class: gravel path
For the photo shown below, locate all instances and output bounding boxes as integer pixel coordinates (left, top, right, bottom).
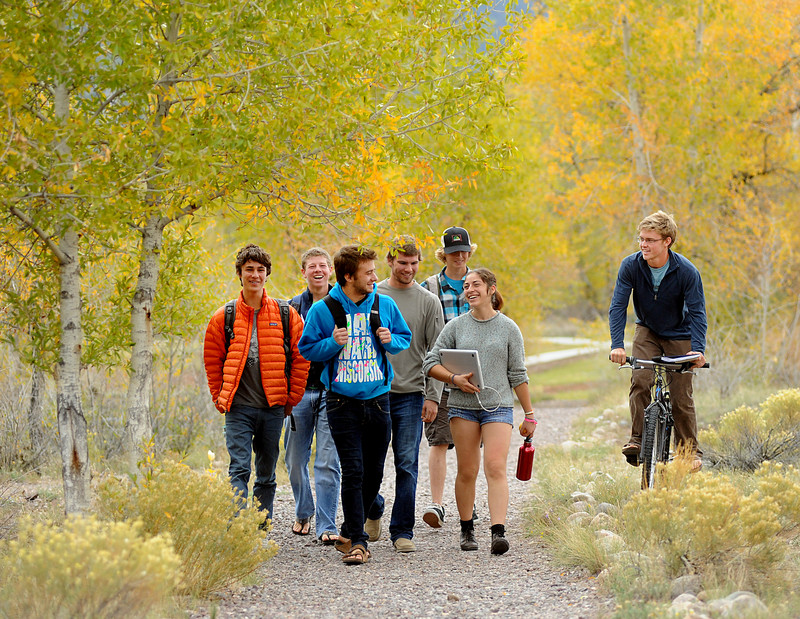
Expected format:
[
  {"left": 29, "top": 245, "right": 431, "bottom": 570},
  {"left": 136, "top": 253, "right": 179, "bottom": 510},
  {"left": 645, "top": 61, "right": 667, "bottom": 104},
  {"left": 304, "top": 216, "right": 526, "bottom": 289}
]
[{"left": 191, "top": 403, "right": 608, "bottom": 618}]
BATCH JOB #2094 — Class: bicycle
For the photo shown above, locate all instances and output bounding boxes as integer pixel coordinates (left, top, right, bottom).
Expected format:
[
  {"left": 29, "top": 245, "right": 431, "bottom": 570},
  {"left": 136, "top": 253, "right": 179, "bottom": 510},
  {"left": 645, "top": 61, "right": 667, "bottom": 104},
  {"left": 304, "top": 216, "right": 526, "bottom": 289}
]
[{"left": 617, "top": 354, "right": 709, "bottom": 489}]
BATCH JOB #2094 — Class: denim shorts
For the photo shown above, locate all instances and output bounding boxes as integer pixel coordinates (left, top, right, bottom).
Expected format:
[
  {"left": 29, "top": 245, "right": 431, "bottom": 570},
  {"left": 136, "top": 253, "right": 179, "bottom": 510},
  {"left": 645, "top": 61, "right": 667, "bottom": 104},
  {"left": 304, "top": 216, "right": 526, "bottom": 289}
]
[{"left": 448, "top": 406, "right": 513, "bottom": 426}]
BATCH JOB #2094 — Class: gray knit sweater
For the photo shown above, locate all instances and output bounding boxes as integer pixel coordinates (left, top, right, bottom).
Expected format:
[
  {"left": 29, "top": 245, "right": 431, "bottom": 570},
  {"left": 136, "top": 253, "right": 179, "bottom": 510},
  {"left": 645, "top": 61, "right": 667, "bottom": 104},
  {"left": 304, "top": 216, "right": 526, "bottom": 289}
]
[{"left": 422, "top": 311, "right": 528, "bottom": 411}]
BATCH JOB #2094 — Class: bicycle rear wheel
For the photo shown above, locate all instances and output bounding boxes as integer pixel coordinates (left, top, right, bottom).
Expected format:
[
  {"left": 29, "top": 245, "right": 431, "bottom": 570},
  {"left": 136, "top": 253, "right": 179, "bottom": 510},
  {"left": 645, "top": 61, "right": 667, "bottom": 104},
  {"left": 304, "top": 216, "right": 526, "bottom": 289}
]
[{"left": 640, "top": 401, "right": 664, "bottom": 490}]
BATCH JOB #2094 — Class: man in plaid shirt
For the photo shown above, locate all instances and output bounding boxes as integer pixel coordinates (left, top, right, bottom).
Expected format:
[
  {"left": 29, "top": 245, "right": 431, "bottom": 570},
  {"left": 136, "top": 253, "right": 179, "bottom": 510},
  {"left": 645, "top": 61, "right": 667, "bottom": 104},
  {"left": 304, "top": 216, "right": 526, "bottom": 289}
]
[{"left": 419, "top": 226, "right": 476, "bottom": 530}]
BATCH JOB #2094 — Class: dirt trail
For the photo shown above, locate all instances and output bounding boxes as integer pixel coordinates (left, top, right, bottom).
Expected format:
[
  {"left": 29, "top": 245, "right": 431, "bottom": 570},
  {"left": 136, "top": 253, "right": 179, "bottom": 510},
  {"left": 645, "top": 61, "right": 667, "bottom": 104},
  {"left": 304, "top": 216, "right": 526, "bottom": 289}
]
[{"left": 191, "top": 403, "right": 608, "bottom": 618}]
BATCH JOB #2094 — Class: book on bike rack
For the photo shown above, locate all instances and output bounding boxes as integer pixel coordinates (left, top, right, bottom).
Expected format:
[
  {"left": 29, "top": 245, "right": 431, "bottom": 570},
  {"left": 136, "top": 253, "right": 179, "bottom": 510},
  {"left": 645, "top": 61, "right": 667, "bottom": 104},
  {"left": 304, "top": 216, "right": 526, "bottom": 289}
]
[{"left": 658, "top": 353, "right": 701, "bottom": 364}]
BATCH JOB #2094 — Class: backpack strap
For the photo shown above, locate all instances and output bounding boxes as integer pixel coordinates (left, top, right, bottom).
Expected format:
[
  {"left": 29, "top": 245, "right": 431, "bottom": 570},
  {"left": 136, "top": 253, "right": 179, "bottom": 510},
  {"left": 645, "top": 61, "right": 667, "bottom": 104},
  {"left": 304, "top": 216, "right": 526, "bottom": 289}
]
[
  {"left": 322, "top": 294, "right": 388, "bottom": 386},
  {"left": 276, "top": 299, "right": 292, "bottom": 382},
  {"left": 224, "top": 299, "right": 236, "bottom": 352},
  {"left": 424, "top": 274, "right": 440, "bottom": 297}
]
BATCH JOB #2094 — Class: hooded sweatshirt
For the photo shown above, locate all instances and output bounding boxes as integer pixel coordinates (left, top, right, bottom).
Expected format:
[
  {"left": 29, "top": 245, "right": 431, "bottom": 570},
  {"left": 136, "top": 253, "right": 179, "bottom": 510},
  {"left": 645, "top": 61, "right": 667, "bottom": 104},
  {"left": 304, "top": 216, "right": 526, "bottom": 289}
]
[{"left": 298, "top": 283, "right": 412, "bottom": 400}]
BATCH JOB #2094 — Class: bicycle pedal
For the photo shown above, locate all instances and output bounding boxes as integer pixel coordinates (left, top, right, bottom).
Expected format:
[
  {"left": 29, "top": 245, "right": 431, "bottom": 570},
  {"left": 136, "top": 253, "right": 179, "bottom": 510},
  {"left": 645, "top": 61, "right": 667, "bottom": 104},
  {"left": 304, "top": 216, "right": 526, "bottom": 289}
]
[{"left": 625, "top": 453, "right": 640, "bottom": 467}]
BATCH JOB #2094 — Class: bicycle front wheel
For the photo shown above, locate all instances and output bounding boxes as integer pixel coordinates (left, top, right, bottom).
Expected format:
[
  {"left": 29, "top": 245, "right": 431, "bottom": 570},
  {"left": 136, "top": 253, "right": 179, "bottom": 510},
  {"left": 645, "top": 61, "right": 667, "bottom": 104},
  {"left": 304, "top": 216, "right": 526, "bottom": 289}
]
[{"left": 640, "top": 401, "right": 665, "bottom": 490}]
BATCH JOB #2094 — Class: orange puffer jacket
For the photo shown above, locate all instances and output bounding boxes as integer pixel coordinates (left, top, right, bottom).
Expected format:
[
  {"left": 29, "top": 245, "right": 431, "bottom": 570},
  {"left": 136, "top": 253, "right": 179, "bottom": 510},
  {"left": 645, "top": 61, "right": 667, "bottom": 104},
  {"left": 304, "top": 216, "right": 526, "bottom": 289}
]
[{"left": 203, "top": 292, "right": 310, "bottom": 413}]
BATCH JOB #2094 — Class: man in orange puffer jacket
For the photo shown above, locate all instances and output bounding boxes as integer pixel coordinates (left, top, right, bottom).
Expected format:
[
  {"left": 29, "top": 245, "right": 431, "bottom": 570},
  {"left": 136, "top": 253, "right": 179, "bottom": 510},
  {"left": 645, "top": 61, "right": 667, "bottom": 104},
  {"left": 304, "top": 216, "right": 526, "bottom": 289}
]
[{"left": 204, "top": 244, "right": 309, "bottom": 524}]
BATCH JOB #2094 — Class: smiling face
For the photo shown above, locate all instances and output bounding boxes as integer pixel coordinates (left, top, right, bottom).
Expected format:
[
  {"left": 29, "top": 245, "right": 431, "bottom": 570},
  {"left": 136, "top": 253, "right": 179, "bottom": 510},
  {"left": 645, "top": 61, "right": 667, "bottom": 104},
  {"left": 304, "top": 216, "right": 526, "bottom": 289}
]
[
  {"left": 637, "top": 228, "right": 671, "bottom": 267},
  {"left": 463, "top": 271, "right": 495, "bottom": 310},
  {"left": 387, "top": 252, "right": 419, "bottom": 288},
  {"left": 302, "top": 255, "right": 332, "bottom": 296},
  {"left": 240, "top": 259, "right": 268, "bottom": 296},
  {"left": 345, "top": 259, "right": 378, "bottom": 298}
]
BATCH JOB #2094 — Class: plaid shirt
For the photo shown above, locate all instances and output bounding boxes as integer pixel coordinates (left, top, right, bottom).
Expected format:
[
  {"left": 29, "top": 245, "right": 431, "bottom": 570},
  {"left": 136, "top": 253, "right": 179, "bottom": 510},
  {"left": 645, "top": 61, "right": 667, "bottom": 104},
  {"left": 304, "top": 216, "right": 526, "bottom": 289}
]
[{"left": 421, "top": 267, "right": 470, "bottom": 324}]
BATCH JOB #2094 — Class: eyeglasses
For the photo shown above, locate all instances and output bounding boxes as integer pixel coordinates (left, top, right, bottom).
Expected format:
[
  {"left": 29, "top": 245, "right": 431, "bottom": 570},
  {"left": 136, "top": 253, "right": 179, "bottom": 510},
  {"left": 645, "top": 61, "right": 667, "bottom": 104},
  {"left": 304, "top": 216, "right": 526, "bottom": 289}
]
[{"left": 637, "top": 236, "right": 664, "bottom": 245}]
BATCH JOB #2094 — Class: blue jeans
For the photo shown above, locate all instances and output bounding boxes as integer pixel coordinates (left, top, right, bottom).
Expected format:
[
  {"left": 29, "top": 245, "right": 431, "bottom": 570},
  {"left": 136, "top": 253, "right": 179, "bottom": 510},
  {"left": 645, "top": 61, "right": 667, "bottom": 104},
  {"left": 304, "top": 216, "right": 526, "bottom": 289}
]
[
  {"left": 326, "top": 392, "right": 391, "bottom": 548},
  {"left": 225, "top": 404, "right": 284, "bottom": 519},
  {"left": 368, "top": 392, "right": 424, "bottom": 541},
  {"left": 283, "top": 389, "right": 341, "bottom": 538}
]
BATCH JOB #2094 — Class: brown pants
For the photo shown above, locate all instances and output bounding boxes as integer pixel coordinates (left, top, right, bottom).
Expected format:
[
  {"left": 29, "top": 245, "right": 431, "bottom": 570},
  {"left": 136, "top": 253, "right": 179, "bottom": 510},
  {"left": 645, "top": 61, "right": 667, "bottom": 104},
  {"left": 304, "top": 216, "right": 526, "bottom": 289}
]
[{"left": 629, "top": 325, "right": 702, "bottom": 456}]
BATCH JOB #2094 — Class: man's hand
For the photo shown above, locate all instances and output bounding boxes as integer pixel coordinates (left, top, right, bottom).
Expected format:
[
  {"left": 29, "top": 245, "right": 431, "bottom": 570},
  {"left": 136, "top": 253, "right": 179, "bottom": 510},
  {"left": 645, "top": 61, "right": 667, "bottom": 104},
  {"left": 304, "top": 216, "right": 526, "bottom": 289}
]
[
  {"left": 376, "top": 326, "right": 392, "bottom": 344},
  {"left": 688, "top": 351, "right": 706, "bottom": 369},
  {"left": 284, "top": 404, "right": 293, "bottom": 418},
  {"left": 422, "top": 400, "right": 438, "bottom": 423},
  {"left": 609, "top": 348, "right": 627, "bottom": 365},
  {"left": 332, "top": 326, "right": 348, "bottom": 346}
]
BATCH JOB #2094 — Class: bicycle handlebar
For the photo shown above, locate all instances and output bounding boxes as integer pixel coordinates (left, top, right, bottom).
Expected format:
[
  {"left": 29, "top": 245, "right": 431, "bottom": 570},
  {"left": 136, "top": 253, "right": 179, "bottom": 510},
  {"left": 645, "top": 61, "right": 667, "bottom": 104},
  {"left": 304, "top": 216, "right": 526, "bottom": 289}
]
[{"left": 615, "top": 355, "right": 710, "bottom": 372}]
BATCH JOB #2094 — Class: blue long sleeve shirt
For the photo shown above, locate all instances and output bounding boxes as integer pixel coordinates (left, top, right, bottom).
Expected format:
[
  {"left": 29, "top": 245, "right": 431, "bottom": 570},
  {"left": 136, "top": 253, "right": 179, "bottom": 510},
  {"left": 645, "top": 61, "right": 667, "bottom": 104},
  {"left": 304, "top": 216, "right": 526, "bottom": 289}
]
[
  {"left": 298, "top": 283, "right": 412, "bottom": 399},
  {"left": 609, "top": 250, "right": 707, "bottom": 353}
]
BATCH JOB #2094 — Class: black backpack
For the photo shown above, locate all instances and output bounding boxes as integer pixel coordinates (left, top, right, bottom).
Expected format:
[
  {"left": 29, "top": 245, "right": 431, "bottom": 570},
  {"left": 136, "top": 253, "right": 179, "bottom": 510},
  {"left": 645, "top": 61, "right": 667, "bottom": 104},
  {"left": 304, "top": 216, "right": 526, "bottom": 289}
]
[
  {"left": 224, "top": 298, "right": 293, "bottom": 381},
  {"left": 322, "top": 294, "right": 388, "bottom": 386}
]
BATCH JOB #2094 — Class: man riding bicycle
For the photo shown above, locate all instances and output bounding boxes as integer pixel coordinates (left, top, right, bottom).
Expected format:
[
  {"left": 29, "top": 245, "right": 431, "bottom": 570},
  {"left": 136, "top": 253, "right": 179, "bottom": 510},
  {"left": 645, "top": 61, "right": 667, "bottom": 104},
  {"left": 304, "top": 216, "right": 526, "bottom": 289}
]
[{"left": 609, "top": 210, "right": 707, "bottom": 471}]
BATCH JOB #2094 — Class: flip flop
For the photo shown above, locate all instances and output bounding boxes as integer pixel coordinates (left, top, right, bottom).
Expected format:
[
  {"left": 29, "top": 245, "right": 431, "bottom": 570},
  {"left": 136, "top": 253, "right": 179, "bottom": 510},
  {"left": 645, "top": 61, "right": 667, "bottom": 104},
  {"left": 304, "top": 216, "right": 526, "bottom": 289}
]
[
  {"left": 291, "top": 517, "right": 311, "bottom": 536},
  {"left": 319, "top": 532, "right": 339, "bottom": 545}
]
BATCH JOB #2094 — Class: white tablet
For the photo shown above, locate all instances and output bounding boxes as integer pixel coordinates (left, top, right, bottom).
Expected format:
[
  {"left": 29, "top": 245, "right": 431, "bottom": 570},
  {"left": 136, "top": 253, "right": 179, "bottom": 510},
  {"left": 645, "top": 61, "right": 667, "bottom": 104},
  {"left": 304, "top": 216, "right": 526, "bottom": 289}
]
[{"left": 440, "top": 349, "right": 485, "bottom": 390}]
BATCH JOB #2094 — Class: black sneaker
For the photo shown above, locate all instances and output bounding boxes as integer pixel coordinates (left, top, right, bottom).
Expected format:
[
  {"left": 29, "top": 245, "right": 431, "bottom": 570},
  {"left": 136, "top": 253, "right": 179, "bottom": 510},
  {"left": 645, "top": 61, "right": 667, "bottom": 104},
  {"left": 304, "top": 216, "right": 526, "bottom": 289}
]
[
  {"left": 491, "top": 531, "right": 509, "bottom": 555},
  {"left": 423, "top": 504, "right": 445, "bottom": 528},
  {"left": 460, "top": 528, "right": 478, "bottom": 551}
]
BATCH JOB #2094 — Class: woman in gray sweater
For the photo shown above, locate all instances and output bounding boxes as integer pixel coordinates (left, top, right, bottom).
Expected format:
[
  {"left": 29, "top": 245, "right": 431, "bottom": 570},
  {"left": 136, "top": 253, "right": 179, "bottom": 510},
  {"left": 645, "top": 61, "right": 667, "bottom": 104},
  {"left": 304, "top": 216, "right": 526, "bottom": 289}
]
[{"left": 423, "top": 267, "right": 537, "bottom": 555}]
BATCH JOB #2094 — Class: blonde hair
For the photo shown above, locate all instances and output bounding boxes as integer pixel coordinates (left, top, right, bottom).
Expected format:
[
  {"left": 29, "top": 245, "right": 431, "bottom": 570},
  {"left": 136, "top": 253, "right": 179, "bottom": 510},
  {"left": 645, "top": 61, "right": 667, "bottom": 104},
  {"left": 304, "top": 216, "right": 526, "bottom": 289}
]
[
  {"left": 434, "top": 243, "right": 478, "bottom": 264},
  {"left": 638, "top": 211, "right": 677, "bottom": 247}
]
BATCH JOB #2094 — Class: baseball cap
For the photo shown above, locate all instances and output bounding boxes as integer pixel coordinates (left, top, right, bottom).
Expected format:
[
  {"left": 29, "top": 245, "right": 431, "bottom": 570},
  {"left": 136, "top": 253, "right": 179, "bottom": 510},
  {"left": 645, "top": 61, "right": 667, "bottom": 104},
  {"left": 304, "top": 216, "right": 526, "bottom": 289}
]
[{"left": 442, "top": 226, "right": 472, "bottom": 254}]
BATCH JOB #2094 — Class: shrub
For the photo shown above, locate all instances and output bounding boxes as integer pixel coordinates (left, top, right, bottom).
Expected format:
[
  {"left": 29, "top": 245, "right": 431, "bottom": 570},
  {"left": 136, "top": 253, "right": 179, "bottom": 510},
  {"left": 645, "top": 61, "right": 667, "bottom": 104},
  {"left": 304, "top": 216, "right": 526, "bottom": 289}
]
[
  {"left": 700, "top": 389, "right": 800, "bottom": 471},
  {"left": 96, "top": 458, "right": 276, "bottom": 597},
  {"left": 0, "top": 515, "right": 180, "bottom": 618}
]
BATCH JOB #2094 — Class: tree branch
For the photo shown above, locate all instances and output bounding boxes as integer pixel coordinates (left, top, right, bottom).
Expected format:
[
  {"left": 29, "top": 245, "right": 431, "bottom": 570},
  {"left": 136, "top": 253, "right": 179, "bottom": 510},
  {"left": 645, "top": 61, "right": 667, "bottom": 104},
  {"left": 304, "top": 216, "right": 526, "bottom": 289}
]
[{"left": 8, "top": 206, "right": 69, "bottom": 264}]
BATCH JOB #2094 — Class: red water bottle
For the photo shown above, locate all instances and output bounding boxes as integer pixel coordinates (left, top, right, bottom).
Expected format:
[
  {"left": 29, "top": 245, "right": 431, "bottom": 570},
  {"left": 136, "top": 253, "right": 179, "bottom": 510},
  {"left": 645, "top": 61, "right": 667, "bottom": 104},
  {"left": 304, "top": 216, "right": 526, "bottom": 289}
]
[{"left": 515, "top": 436, "right": 535, "bottom": 481}]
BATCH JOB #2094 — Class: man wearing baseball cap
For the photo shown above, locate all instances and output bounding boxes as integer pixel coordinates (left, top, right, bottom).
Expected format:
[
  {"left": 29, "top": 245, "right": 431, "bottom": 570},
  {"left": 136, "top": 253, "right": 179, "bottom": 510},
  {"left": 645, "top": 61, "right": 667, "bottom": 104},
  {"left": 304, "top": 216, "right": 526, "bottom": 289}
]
[{"left": 420, "top": 226, "right": 477, "bottom": 530}]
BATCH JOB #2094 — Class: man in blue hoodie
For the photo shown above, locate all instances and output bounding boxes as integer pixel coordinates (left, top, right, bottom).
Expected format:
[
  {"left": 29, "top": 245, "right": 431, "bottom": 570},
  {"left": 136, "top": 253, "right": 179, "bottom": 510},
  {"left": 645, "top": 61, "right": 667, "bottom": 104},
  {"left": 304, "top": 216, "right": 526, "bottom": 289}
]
[
  {"left": 299, "top": 244, "right": 412, "bottom": 565},
  {"left": 609, "top": 211, "right": 707, "bottom": 471}
]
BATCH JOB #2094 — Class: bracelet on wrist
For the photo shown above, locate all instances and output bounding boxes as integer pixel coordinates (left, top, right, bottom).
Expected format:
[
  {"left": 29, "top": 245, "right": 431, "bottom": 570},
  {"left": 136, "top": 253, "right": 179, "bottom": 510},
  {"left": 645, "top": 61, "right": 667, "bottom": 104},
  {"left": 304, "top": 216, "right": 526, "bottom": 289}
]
[{"left": 449, "top": 373, "right": 456, "bottom": 385}]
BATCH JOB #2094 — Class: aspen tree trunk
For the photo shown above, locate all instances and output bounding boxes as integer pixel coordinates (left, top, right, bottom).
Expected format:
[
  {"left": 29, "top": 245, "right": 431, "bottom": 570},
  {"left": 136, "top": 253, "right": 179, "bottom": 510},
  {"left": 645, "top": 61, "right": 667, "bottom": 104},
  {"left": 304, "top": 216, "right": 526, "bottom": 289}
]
[
  {"left": 124, "top": 214, "right": 169, "bottom": 465},
  {"left": 621, "top": 14, "right": 650, "bottom": 217},
  {"left": 27, "top": 363, "right": 46, "bottom": 470},
  {"left": 56, "top": 223, "right": 90, "bottom": 514}
]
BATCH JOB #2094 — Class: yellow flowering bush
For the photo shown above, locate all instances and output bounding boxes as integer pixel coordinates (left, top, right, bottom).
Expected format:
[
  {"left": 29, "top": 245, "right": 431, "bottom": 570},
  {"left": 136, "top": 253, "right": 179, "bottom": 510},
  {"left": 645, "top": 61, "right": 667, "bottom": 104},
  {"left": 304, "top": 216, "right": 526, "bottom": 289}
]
[
  {"left": 700, "top": 389, "right": 800, "bottom": 470},
  {"left": 0, "top": 516, "right": 180, "bottom": 618},
  {"left": 96, "top": 458, "right": 276, "bottom": 597}
]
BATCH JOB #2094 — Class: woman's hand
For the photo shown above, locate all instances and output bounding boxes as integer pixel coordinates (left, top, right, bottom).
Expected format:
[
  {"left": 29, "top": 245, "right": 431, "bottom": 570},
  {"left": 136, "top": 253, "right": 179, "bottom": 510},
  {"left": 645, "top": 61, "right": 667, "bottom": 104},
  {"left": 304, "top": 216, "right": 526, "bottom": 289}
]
[
  {"left": 452, "top": 373, "right": 479, "bottom": 394},
  {"left": 519, "top": 417, "right": 537, "bottom": 437}
]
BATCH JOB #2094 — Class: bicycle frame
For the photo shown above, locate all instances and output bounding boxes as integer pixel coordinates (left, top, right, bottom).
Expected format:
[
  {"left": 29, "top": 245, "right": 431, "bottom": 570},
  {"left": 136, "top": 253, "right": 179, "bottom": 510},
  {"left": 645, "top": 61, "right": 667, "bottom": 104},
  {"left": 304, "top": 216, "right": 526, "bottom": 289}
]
[{"left": 619, "top": 355, "right": 705, "bottom": 490}]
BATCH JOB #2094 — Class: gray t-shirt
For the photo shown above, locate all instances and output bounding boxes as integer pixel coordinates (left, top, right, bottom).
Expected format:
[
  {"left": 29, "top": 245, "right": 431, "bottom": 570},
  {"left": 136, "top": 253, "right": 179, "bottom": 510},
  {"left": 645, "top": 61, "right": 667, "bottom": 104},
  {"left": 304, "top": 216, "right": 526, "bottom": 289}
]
[
  {"left": 377, "top": 280, "right": 444, "bottom": 401},
  {"left": 422, "top": 311, "right": 528, "bottom": 411},
  {"left": 231, "top": 308, "right": 269, "bottom": 409}
]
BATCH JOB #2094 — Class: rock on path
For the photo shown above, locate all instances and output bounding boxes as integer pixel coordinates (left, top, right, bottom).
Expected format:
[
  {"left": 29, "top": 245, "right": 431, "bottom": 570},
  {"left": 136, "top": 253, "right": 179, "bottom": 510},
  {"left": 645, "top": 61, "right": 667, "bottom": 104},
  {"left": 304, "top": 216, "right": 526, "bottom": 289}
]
[{"left": 191, "top": 403, "right": 607, "bottom": 618}]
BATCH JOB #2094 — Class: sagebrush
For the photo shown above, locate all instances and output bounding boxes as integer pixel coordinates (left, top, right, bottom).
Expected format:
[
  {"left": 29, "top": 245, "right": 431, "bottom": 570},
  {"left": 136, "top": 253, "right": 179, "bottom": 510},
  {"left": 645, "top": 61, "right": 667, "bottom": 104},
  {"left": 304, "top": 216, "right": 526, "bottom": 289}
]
[{"left": 96, "top": 457, "right": 276, "bottom": 597}]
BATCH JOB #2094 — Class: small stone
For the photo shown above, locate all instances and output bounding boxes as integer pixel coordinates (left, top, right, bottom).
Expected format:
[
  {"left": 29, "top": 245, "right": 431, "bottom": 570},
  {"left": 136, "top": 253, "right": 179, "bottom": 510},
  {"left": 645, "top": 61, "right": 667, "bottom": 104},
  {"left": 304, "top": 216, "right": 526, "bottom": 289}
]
[
  {"left": 570, "top": 491, "right": 596, "bottom": 504},
  {"left": 561, "top": 440, "right": 580, "bottom": 451},
  {"left": 567, "top": 511, "right": 592, "bottom": 525},
  {"left": 724, "top": 591, "right": 768, "bottom": 617},
  {"left": 596, "top": 502, "right": 618, "bottom": 515},
  {"left": 447, "top": 593, "right": 460, "bottom": 602},
  {"left": 590, "top": 512, "right": 614, "bottom": 528},
  {"left": 671, "top": 574, "right": 703, "bottom": 599},
  {"left": 571, "top": 500, "right": 592, "bottom": 513}
]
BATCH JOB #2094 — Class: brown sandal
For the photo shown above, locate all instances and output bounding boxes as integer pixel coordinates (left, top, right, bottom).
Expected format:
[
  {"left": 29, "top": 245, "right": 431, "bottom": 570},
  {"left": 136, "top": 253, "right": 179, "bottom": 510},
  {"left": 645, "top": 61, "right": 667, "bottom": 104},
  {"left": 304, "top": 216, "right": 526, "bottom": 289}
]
[
  {"left": 291, "top": 517, "right": 311, "bottom": 536},
  {"left": 342, "top": 544, "right": 370, "bottom": 565}
]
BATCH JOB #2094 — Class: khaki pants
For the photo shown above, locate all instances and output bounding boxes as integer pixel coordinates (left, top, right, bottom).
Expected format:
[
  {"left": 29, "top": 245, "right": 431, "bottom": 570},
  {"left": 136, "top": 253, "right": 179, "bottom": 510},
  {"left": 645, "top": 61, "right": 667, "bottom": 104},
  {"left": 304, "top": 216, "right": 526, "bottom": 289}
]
[{"left": 628, "top": 325, "right": 702, "bottom": 456}]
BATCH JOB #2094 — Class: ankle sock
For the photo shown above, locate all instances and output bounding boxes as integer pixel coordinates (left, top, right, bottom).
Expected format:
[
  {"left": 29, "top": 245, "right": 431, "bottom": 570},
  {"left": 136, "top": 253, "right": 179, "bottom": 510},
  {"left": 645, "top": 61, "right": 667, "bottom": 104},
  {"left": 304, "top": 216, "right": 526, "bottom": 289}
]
[
  {"left": 460, "top": 519, "right": 474, "bottom": 533},
  {"left": 491, "top": 524, "right": 506, "bottom": 536}
]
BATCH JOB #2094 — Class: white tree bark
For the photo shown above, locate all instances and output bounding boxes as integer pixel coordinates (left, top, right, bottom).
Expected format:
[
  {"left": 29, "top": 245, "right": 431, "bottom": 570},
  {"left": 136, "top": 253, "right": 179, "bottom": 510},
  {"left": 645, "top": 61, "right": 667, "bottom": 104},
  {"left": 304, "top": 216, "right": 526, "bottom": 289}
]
[
  {"left": 27, "top": 361, "right": 46, "bottom": 470},
  {"left": 621, "top": 14, "right": 651, "bottom": 217},
  {"left": 56, "top": 223, "right": 90, "bottom": 515},
  {"left": 124, "top": 214, "right": 169, "bottom": 463}
]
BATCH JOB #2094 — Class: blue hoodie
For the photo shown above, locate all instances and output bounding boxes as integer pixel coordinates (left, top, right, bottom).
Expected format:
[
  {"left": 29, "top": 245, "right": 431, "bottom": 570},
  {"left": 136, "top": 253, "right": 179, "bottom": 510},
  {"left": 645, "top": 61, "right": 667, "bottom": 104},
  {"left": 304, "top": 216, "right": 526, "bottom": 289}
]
[
  {"left": 609, "top": 249, "right": 707, "bottom": 352},
  {"left": 298, "top": 283, "right": 412, "bottom": 399}
]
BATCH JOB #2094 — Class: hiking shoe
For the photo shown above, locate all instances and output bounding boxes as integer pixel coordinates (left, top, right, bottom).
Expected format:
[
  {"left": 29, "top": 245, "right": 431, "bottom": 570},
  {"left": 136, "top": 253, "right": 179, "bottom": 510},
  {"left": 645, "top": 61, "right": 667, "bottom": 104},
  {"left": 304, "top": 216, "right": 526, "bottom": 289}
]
[
  {"left": 490, "top": 531, "right": 509, "bottom": 555},
  {"left": 423, "top": 504, "right": 445, "bottom": 528},
  {"left": 365, "top": 517, "right": 382, "bottom": 542},
  {"left": 460, "top": 529, "right": 478, "bottom": 551},
  {"left": 622, "top": 443, "right": 640, "bottom": 467},
  {"left": 393, "top": 537, "right": 416, "bottom": 553}
]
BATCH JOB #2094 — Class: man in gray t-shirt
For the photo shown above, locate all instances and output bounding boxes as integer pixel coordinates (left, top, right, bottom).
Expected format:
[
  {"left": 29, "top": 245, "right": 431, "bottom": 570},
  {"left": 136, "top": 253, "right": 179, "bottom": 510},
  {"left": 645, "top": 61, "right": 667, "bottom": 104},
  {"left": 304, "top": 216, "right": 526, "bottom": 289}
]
[{"left": 364, "top": 237, "right": 444, "bottom": 552}]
